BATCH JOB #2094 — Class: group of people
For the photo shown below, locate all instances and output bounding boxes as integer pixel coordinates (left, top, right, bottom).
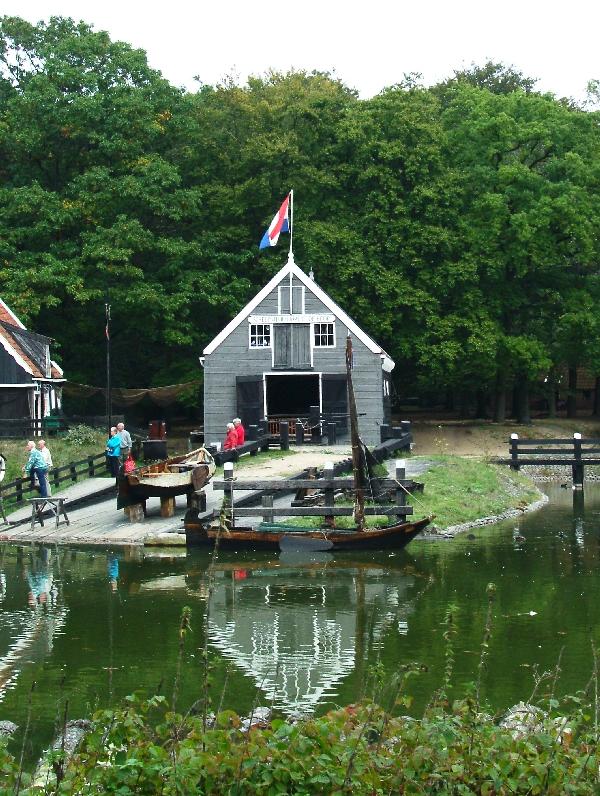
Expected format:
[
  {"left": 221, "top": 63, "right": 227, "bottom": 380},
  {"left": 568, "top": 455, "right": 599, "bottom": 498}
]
[
  {"left": 23, "top": 439, "right": 53, "bottom": 498},
  {"left": 223, "top": 417, "right": 245, "bottom": 450},
  {"left": 20, "top": 423, "right": 132, "bottom": 498},
  {"left": 105, "top": 422, "right": 132, "bottom": 479}
]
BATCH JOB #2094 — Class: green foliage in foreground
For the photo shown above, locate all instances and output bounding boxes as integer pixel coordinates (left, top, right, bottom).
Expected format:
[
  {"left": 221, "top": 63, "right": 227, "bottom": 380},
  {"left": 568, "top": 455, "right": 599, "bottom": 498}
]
[{"left": 2, "top": 690, "right": 598, "bottom": 794}]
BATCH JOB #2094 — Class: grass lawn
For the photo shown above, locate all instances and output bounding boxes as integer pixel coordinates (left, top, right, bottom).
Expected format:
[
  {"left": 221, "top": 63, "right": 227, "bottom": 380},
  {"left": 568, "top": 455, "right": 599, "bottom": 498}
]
[
  {"left": 283, "top": 455, "right": 540, "bottom": 531},
  {"left": 0, "top": 428, "right": 109, "bottom": 484},
  {"left": 407, "top": 455, "right": 540, "bottom": 529}
]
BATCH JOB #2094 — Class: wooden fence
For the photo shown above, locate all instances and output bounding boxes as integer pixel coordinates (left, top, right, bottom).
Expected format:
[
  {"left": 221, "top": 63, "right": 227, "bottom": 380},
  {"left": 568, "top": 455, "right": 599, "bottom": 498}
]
[
  {"left": 496, "top": 432, "right": 600, "bottom": 487},
  {"left": 212, "top": 461, "right": 413, "bottom": 527},
  {"left": 0, "top": 452, "right": 109, "bottom": 506}
]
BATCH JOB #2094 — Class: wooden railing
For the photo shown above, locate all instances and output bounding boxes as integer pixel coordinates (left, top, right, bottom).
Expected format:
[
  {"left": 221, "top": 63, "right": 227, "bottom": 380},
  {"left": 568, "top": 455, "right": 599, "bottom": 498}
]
[
  {"left": 212, "top": 461, "right": 413, "bottom": 526},
  {"left": 0, "top": 453, "right": 109, "bottom": 506},
  {"left": 495, "top": 432, "right": 600, "bottom": 487}
]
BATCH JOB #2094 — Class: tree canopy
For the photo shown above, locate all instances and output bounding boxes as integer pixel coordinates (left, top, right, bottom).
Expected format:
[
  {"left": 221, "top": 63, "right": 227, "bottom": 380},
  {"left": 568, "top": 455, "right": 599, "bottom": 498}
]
[{"left": 1, "top": 15, "right": 600, "bottom": 419}]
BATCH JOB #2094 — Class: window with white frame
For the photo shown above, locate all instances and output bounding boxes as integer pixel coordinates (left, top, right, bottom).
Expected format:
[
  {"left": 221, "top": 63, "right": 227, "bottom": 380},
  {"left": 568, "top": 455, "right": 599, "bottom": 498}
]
[
  {"left": 314, "top": 322, "right": 335, "bottom": 347},
  {"left": 249, "top": 323, "right": 271, "bottom": 348}
]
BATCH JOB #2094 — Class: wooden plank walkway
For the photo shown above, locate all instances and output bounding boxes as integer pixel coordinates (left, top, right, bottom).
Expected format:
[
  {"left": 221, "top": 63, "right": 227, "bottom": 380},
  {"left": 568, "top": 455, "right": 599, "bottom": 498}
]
[{"left": 0, "top": 487, "right": 190, "bottom": 547}]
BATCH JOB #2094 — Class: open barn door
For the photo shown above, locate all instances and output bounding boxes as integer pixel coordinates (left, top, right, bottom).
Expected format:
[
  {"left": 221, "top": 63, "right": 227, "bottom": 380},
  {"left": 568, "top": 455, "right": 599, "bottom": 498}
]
[
  {"left": 236, "top": 375, "right": 264, "bottom": 428},
  {"left": 322, "top": 374, "right": 348, "bottom": 434}
]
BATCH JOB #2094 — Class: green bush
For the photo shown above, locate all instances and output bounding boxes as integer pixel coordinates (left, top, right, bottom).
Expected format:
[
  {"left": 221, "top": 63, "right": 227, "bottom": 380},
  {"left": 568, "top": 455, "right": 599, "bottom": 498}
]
[{"left": 64, "top": 425, "right": 100, "bottom": 447}]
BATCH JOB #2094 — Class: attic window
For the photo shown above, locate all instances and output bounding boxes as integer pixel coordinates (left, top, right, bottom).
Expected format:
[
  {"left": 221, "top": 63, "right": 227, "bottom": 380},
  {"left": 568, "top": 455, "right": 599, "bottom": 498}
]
[
  {"left": 249, "top": 324, "right": 271, "bottom": 348},
  {"left": 314, "top": 322, "right": 335, "bottom": 348}
]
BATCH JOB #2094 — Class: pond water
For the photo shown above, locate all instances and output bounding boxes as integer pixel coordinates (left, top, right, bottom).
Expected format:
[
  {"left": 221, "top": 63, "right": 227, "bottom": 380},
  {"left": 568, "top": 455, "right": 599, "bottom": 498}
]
[{"left": 1, "top": 482, "right": 600, "bottom": 762}]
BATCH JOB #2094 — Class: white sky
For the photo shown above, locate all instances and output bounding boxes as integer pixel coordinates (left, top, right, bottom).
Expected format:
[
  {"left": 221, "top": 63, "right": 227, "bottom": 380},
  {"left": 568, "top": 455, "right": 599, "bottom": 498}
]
[{"left": 3, "top": 1, "right": 597, "bottom": 102}]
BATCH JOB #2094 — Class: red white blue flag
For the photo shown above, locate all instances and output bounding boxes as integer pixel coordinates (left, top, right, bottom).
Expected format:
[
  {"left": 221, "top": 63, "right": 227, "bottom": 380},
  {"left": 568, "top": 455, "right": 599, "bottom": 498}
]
[{"left": 259, "top": 194, "right": 290, "bottom": 250}]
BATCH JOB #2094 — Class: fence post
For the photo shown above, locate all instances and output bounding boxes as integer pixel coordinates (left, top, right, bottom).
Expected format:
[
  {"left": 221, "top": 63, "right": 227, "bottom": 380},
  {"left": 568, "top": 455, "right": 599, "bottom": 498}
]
[
  {"left": 53, "top": 468, "right": 60, "bottom": 490},
  {"left": 510, "top": 434, "right": 520, "bottom": 471},
  {"left": 224, "top": 461, "right": 235, "bottom": 528},
  {"left": 261, "top": 495, "right": 274, "bottom": 524},
  {"left": 259, "top": 420, "right": 270, "bottom": 451},
  {"left": 326, "top": 422, "right": 337, "bottom": 445},
  {"left": 280, "top": 421, "right": 289, "bottom": 451},
  {"left": 70, "top": 462, "right": 77, "bottom": 483},
  {"left": 15, "top": 478, "right": 23, "bottom": 504},
  {"left": 573, "top": 432, "right": 584, "bottom": 489},
  {"left": 324, "top": 461, "right": 335, "bottom": 528},
  {"left": 395, "top": 459, "right": 407, "bottom": 520},
  {"left": 310, "top": 406, "right": 321, "bottom": 443},
  {"left": 295, "top": 422, "right": 304, "bottom": 446},
  {"left": 88, "top": 456, "right": 95, "bottom": 477}
]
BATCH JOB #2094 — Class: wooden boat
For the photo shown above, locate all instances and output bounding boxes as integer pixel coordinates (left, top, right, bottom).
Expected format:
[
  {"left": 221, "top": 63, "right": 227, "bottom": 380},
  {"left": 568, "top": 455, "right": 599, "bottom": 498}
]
[
  {"left": 186, "top": 336, "right": 432, "bottom": 550},
  {"left": 118, "top": 447, "right": 215, "bottom": 507}
]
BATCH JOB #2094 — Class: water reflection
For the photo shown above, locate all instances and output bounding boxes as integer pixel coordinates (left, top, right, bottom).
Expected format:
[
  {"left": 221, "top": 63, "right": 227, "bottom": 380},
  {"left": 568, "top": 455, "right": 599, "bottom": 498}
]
[
  {"left": 0, "top": 547, "right": 68, "bottom": 700},
  {"left": 203, "top": 557, "right": 422, "bottom": 716}
]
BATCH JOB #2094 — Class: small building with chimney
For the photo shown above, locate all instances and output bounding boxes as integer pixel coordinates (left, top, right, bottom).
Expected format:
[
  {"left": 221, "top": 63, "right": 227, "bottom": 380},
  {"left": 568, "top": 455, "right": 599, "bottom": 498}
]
[
  {"left": 0, "top": 299, "right": 65, "bottom": 427},
  {"left": 201, "top": 256, "right": 394, "bottom": 446}
]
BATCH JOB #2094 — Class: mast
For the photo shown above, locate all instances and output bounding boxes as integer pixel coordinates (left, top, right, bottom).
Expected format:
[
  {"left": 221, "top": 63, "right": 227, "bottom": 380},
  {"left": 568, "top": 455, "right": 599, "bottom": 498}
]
[{"left": 346, "top": 334, "right": 365, "bottom": 530}]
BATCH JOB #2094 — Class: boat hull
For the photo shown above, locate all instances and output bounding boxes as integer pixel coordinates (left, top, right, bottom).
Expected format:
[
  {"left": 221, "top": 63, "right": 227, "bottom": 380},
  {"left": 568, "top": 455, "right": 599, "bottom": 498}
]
[{"left": 185, "top": 516, "right": 431, "bottom": 551}]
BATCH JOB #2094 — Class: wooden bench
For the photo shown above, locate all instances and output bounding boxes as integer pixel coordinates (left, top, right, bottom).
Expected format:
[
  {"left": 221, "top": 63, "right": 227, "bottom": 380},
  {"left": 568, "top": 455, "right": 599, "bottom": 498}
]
[{"left": 29, "top": 497, "right": 70, "bottom": 531}]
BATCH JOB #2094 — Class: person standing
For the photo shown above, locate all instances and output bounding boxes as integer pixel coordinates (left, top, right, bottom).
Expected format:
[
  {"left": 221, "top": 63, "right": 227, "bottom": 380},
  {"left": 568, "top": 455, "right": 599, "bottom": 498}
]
[
  {"left": 233, "top": 417, "right": 245, "bottom": 446},
  {"left": 117, "top": 422, "right": 132, "bottom": 464},
  {"left": 223, "top": 422, "right": 238, "bottom": 450},
  {"left": 37, "top": 439, "right": 53, "bottom": 495},
  {"left": 23, "top": 440, "right": 48, "bottom": 498},
  {"left": 105, "top": 427, "right": 121, "bottom": 481}
]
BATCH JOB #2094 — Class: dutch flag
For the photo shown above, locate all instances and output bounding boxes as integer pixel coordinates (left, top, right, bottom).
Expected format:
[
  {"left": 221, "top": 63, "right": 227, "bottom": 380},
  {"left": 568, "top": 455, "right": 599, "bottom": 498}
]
[{"left": 259, "top": 194, "right": 290, "bottom": 250}]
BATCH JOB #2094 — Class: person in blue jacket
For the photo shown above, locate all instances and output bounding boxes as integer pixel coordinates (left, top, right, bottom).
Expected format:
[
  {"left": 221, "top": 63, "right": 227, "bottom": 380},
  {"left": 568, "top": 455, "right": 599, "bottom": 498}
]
[
  {"left": 105, "top": 426, "right": 121, "bottom": 481},
  {"left": 23, "top": 440, "right": 48, "bottom": 497}
]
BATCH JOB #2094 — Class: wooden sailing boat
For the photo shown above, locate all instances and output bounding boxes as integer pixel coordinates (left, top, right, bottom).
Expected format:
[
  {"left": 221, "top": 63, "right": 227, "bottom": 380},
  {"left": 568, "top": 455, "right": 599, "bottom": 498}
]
[{"left": 185, "top": 336, "right": 432, "bottom": 550}]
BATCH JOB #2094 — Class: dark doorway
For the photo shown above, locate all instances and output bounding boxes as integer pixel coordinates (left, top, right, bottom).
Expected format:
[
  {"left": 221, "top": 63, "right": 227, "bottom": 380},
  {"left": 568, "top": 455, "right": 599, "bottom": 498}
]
[{"left": 266, "top": 374, "right": 319, "bottom": 416}]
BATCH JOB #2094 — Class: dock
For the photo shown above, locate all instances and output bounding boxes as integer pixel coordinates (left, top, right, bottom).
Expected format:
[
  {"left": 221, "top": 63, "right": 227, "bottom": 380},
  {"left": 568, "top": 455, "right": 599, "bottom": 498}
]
[{"left": 0, "top": 445, "right": 421, "bottom": 548}]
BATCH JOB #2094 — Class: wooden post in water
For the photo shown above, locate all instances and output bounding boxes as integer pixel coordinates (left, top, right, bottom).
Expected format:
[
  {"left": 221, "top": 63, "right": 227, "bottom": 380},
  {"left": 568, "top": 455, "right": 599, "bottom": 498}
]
[
  {"left": 224, "top": 461, "right": 235, "bottom": 527},
  {"left": 510, "top": 433, "right": 520, "bottom": 471},
  {"left": 324, "top": 461, "right": 335, "bottom": 528},
  {"left": 573, "top": 432, "right": 584, "bottom": 489}
]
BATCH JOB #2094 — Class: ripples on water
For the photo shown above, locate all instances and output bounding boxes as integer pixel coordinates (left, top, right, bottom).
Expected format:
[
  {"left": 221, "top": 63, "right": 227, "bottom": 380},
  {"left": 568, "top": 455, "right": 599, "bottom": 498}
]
[{"left": 1, "top": 482, "right": 600, "bottom": 759}]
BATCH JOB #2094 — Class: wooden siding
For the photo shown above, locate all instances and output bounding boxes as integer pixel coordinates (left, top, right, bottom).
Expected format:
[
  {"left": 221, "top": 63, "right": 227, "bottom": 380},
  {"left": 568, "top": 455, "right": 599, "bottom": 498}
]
[
  {"left": 0, "top": 346, "right": 33, "bottom": 385},
  {"left": 203, "top": 273, "right": 385, "bottom": 446}
]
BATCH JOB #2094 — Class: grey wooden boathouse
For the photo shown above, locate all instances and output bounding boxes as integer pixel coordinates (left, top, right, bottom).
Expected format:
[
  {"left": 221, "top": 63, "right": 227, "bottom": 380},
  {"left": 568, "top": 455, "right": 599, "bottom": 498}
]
[{"left": 201, "top": 256, "right": 394, "bottom": 446}]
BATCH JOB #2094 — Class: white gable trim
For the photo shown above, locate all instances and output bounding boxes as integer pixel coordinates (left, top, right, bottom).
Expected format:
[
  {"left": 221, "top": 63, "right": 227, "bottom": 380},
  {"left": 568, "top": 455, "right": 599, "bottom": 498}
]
[
  {"left": 0, "top": 298, "right": 26, "bottom": 329},
  {"left": 203, "top": 255, "right": 395, "bottom": 370},
  {"left": 0, "top": 328, "right": 34, "bottom": 375}
]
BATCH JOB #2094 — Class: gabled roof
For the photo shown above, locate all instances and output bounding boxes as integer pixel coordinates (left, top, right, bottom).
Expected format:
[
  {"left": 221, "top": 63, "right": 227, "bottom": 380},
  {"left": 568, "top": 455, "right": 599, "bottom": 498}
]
[
  {"left": 0, "top": 299, "right": 65, "bottom": 381},
  {"left": 203, "top": 254, "right": 394, "bottom": 369}
]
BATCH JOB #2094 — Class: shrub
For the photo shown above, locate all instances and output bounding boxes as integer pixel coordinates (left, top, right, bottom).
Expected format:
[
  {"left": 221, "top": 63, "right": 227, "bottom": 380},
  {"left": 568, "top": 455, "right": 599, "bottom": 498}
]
[{"left": 64, "top": 425, "right": 100, "bottom": 447}]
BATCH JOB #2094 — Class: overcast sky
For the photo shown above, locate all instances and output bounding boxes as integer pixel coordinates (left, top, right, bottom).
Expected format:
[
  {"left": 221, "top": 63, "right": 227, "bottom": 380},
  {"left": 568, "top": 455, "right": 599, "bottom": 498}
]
[{"left": 3, "top": 1, "right": 597, "bottom": 102}]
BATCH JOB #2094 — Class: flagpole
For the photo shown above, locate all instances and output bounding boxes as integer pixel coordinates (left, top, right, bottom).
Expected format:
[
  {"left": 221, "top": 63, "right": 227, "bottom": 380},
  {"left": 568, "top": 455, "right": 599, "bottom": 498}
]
[
  {"left": 105, "top": 298, "right": 112, "bottom": 433},
  {"left": 288, "top": 189, "right": 294, "bottom": 259}
]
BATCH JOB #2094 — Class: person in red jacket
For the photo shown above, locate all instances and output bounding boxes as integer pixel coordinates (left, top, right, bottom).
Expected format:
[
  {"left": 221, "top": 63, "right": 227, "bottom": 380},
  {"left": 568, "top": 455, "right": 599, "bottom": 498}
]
[
  {"left": 223, "top": 422, "right": 238, "bottom": 450},
  {"left": 233, "top": 417, "right": 245, "bottom": 446}
]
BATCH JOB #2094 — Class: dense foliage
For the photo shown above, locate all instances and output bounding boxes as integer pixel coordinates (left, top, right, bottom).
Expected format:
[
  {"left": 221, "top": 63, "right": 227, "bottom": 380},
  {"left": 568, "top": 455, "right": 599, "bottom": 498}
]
[
  {"left": 2, "top": 17, "right": 600, "bottom": 418},
  {"left": 2, "top": 680, "right": 599, "bottom": 793}
]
